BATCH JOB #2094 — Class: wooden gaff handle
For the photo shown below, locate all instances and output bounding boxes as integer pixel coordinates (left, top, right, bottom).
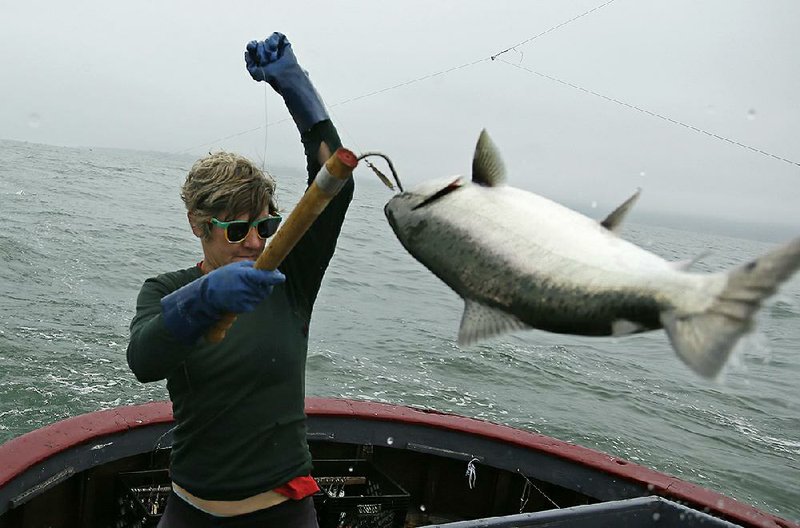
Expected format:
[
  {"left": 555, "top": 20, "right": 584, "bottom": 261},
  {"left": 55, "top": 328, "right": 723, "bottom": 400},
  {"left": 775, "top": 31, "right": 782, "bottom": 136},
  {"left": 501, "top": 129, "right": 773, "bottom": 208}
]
[{"left": 205, "top": 147, "right": 359, "bottom": 343}]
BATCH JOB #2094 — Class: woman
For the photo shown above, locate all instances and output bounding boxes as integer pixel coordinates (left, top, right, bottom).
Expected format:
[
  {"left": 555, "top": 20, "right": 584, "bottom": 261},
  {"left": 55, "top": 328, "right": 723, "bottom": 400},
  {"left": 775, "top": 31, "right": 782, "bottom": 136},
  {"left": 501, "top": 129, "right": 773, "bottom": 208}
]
[{"left": 127, "top": 32, "right": 352, "bottom": 527}]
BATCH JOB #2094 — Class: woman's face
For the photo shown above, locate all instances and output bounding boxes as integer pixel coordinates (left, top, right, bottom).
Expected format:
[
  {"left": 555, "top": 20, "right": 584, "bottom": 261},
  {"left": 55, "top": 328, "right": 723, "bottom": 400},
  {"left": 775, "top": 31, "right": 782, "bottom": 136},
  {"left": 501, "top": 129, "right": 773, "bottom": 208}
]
[{"left": 192, "top": 209, "right": 269, "bottom": 273}]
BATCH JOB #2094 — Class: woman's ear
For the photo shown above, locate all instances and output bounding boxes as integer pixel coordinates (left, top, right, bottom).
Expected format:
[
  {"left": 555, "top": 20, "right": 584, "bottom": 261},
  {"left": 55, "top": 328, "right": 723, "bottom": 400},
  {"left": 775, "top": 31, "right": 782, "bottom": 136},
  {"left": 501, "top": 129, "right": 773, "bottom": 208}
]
[{"left": 188, "top": 213, "right": 204, "bottom": 238}]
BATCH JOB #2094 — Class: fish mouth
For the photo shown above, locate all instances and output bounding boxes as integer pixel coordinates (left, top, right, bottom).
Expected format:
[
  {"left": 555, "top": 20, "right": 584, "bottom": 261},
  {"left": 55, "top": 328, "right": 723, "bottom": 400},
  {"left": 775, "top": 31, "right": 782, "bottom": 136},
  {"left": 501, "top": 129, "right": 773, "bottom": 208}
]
[{"left": 384, "top": 198, "right": 400, "bottom": 234}]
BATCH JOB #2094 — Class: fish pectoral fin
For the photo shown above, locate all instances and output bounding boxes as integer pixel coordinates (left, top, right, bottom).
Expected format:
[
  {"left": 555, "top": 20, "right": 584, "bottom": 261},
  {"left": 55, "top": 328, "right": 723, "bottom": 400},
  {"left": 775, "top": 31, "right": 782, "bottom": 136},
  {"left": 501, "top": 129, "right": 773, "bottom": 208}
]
[
  {"left": 457, "top": 300, "right": 529, "bottom": 346},
  {"left": 471, "top": 130, "right": 506, "bottom": 187},
  {"left": 600, "top": 188, "right": 641, "bottom": 233}
]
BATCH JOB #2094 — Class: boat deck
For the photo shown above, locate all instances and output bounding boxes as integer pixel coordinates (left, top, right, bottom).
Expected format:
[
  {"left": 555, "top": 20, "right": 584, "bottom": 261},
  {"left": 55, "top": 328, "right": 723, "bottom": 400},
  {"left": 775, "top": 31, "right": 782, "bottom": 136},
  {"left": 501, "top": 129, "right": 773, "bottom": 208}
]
[{"left": 0, "top": 399, "right": 795, "bottom": 528}]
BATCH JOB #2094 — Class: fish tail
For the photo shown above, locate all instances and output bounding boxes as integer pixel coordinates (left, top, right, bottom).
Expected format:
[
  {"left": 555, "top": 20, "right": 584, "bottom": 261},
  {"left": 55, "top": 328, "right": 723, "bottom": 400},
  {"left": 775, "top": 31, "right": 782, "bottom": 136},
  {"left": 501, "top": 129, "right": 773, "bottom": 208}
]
[{"left": 662, "top": 237, "right": 800, "bottom": 378}]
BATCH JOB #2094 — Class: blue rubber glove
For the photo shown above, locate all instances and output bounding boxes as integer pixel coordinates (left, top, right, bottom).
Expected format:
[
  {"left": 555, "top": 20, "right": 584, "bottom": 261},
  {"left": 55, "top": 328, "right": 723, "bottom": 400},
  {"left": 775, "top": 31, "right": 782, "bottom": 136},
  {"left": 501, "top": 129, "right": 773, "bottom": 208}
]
[
  {"left": 245, "top": 32, "right": 329, "bottom": 132},
  {"left": 160, "top": 261, "right": 286, "bottom": 344}
]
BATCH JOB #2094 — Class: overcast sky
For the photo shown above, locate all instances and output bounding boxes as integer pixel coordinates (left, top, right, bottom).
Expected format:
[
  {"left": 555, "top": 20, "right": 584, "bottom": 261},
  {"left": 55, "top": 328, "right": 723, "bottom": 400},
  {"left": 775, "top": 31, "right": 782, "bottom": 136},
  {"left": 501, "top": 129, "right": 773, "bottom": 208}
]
[{"left": 1, "top": 0, "right": 798, "bottom": 230}]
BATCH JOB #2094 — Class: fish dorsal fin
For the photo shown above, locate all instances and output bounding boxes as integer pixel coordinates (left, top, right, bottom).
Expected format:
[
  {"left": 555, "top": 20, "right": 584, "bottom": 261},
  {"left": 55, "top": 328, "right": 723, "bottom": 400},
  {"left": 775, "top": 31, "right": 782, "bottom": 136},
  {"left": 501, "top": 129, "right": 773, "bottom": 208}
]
[
  {"left": 457, "top": 299, "right": 529, "bottom": 346},
  {"left": 472, "top": 129, "right": 506, "bottom": 187},
  {"left": 600, "top": 188, "right": 641, "bottom": 233}
]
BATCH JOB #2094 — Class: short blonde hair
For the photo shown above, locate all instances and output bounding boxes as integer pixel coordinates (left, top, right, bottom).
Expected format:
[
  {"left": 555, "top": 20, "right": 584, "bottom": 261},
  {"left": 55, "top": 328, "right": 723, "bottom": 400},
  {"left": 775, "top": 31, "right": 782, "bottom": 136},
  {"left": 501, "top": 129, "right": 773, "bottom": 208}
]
[{"left": 181, "top": 152, "right": 277, "bottom": 238}]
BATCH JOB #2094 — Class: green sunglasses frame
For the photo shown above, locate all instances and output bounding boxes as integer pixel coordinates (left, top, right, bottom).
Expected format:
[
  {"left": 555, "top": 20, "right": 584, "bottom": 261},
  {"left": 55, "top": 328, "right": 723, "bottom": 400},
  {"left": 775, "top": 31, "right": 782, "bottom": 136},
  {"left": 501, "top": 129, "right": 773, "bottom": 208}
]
[{"left": 210, "top": 215, "right": 283, "bottom": 243}]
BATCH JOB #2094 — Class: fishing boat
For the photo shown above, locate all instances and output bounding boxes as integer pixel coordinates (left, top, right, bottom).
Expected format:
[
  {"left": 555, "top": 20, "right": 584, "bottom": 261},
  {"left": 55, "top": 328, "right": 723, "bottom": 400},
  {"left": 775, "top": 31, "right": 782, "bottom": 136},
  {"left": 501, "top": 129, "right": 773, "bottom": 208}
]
[{"left": 0, "top": 398, "right": 795, "bottom": 528}]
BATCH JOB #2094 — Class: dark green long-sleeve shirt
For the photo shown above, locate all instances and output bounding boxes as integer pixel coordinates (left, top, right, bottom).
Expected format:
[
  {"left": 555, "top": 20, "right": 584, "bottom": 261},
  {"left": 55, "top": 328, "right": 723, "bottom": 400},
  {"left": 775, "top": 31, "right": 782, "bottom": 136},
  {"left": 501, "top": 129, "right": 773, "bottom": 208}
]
[{"left": 127, "top": 120, "right": 353, "bottom": 500}]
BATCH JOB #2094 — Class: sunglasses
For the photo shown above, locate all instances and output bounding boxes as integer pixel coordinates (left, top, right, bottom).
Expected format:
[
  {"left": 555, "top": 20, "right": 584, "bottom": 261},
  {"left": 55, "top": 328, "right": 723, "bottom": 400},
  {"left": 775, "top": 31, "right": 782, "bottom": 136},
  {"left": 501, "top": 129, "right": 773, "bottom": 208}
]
[{"left": 210, "top": 215, "right": 282, "bottom": 243}]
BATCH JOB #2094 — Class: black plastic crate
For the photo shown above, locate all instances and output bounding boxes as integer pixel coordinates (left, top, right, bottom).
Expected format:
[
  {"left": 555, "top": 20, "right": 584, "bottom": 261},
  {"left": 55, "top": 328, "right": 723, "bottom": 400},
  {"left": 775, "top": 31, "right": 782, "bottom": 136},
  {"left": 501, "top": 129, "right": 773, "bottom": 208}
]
[
  {"left": 116, "top": 469, "right": 171, "bottom": 527},
  {"left": 313, "top": 459, "right": 410, "bottom": 528}
]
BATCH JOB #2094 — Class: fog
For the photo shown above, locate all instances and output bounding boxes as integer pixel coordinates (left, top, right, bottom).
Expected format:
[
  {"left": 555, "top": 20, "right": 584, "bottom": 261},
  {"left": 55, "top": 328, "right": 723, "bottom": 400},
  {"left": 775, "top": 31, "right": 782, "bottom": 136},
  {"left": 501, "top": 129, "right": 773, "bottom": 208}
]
[{"left": 1, "top": 0, "right": 798, "bottom": 232}]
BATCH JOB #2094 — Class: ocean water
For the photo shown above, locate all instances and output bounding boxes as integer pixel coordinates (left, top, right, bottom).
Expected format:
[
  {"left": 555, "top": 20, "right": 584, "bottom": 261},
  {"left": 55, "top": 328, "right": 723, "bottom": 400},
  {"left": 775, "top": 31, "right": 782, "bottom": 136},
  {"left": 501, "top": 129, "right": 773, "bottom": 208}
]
[{"left": 0, "top": 139, "right": 798, "bottom": 521}]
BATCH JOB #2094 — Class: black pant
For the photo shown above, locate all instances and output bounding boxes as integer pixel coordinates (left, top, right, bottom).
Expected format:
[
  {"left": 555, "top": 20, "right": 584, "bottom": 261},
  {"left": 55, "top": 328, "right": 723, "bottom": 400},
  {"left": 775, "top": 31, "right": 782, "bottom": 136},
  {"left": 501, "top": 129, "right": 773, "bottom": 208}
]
[{"left": 156, "top": 492, "right": 319, "bottom": 528}]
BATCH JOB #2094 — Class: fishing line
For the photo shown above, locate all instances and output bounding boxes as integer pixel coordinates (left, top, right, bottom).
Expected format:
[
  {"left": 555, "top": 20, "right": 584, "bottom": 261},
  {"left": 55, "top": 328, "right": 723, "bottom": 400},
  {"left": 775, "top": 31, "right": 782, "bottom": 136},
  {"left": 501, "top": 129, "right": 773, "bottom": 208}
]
[
  {"left": 318, "top": 89, "right": 363, "bottom": 158},
  {"left": 497, "top": 58, "right": 800, "bottom": 168},
  {"left": 517, "top": 471, "right": 560, "bottom": 512},
  {"left": 261, "top": 82, "right": 269, "bottom": 171},
  {"left": 148, "top": 425, "right": 177, "bottom": 470},
  {"left": 324, "top": 0, "right": 618, "bottom": 111},
  {"left": 175, "top": 122, "right": 289, "bottom": 154},
  {"left": 175, "top": 1, "right": 611, "bottom": 155},
  {"left": 490, "top": 0, "right": 618, "bottom": 61},
  {"left": 176, "top": 1, "right": 798, "bottom": 171},
  {"left": 331, "top": 58, "right": 490, "bottom": 109},
  {"left": 314, "top": 87, "right": 403, "bottom": 191}
]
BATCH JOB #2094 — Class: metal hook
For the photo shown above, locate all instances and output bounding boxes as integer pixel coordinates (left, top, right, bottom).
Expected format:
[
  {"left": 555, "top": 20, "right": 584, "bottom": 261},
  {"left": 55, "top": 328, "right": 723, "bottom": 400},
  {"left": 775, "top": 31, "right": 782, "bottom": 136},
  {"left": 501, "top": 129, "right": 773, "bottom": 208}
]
[{"left": 357, "top": 152, "right": 404, "bottom": 192}]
